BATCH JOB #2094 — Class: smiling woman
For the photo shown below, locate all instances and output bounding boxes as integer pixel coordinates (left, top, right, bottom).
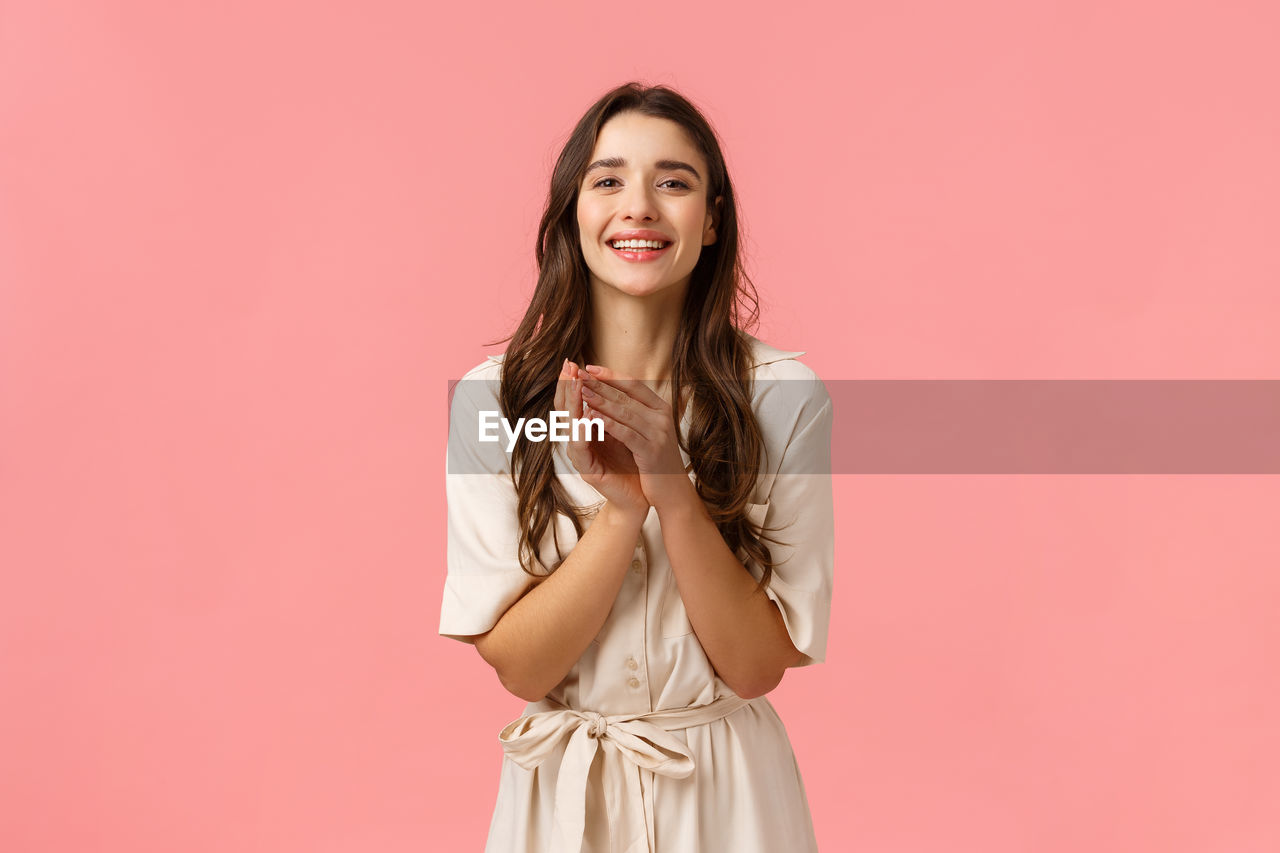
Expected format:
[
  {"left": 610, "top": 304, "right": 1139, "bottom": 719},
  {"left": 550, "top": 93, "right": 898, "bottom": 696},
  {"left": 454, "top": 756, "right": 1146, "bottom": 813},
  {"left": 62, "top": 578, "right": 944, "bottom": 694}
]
[
  {"left": 575, "top": 111, "right": 720, "bottom": 306},
  {"left": 441, "top": 82, "right": 834, "bottom": 853}
]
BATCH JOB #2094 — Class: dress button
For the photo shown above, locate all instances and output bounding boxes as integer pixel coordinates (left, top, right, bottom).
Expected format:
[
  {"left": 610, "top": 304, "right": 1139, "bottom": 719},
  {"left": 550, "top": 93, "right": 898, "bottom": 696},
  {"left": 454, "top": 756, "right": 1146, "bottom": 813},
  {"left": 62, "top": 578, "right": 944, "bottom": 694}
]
[
  {"left": 626, "top": 657, "right": 638, "bottom": 670},
  {"left": 628, "top": 677, "right": 641, "bottom": 689},
  {"left": 630, "top": 559, "right": 642, "bottom": 572}
]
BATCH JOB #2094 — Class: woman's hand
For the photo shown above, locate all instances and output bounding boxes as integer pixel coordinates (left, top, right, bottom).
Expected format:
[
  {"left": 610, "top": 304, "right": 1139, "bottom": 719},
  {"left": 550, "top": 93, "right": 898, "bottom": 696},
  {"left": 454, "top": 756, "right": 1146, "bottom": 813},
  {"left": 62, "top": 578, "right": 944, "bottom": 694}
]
[
  {"left": 577, "top": 364, "right": 697, "bottom": 514},
  {"left": 556, "top": 359, "right": 649, "bottom": 519}
]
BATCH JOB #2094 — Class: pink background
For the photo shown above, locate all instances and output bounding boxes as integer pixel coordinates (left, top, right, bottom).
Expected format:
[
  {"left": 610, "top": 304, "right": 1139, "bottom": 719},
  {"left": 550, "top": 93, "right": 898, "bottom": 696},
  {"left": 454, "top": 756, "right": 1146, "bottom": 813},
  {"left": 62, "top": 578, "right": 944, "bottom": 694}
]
[{"left": 2, "top": 1, "right": 1278, "bottom": 851}]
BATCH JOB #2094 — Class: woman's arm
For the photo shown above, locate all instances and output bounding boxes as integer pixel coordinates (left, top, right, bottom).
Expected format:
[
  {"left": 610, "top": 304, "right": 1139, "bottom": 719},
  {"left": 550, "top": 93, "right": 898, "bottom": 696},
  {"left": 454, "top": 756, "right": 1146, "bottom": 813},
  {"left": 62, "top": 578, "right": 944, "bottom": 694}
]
[
  {"left": 472, "top": 500, "right": 646, "bottom": 701},
  {"left": 655, "top": 483, "right": 805, "bottom": 699}
]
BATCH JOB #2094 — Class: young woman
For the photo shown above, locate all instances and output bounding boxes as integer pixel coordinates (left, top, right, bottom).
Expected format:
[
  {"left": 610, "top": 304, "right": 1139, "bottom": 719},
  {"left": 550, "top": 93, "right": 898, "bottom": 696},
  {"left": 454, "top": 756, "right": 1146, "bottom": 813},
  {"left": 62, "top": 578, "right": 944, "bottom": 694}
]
[{"left": 441, "top": 82, "right": 835, "bottom": 852}]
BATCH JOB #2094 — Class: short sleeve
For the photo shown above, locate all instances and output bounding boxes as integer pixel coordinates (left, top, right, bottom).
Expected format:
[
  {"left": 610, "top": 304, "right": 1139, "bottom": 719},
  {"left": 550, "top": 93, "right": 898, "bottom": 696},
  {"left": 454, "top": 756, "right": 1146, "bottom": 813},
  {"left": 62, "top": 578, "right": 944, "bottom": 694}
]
[
  {"left": 749, "top": 387, "right": 835, "bottom": 667},
  {"left": 438, "top": 367, "right": 538, "bottom": 644}
]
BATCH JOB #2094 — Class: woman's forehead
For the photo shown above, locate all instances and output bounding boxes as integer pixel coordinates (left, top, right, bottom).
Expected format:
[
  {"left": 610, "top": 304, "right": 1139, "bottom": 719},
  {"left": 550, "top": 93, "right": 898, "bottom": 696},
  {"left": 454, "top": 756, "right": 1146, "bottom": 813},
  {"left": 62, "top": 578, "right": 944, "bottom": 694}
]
[{"left": 590, "top": 113, "right": 704, "bottom": 167}]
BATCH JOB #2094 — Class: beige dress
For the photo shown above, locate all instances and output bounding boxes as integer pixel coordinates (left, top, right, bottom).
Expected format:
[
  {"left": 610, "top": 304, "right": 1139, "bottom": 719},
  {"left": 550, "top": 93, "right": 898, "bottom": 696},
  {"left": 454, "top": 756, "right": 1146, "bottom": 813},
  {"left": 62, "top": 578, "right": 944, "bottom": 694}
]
[{"left": 440, "top": 332, "right": 835, "bottom": 853}]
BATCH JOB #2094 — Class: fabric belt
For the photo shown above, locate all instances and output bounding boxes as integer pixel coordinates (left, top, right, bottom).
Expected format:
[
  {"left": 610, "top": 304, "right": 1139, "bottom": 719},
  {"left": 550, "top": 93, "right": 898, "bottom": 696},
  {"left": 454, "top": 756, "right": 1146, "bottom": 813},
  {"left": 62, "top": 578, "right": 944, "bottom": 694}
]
[{"left": 498, "top": 693, "right": 751, "bottom": 853}]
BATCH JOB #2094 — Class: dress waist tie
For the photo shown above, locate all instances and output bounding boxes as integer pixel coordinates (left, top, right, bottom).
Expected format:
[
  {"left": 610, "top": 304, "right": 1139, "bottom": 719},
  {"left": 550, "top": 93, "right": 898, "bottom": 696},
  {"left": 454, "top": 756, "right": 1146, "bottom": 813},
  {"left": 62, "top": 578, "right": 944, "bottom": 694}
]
[{"left": 498, "top": 693, "right": 752, "bottom": 853}]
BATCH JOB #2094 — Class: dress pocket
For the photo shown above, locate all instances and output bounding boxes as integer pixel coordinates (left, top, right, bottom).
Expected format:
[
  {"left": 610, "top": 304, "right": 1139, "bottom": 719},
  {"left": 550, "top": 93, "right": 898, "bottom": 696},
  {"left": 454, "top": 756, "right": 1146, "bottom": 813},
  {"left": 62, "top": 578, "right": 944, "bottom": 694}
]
[{"left": 660, "top": 502, "right": 770, "bottom": 639}]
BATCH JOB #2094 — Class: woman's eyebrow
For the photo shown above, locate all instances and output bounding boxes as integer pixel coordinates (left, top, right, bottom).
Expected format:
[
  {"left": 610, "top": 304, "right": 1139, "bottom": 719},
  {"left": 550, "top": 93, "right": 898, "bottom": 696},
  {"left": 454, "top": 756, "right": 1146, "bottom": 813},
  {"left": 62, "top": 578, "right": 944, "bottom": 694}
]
[
  {"left": 656, "top": 159, "right": 702, "bottom": 180},
  {"left": 584, "top": 157, "right": 702, "bottom": 181}
]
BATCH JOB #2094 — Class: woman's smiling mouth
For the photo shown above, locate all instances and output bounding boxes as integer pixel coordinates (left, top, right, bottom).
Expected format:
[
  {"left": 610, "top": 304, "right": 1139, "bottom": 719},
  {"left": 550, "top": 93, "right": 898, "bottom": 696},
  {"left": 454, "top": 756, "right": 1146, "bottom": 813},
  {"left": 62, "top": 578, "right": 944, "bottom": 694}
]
[
  {"left": 608, "top": 241, "right": 672, "bottom": 261},
  {"left": 606, "top": 232, "right": 673, "bottom": 261}
]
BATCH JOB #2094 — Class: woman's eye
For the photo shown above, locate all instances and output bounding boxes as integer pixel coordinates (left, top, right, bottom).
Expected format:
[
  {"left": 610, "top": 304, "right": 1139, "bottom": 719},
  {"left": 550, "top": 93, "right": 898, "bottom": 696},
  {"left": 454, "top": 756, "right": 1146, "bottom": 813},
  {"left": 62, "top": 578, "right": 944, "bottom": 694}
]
[
  {"left": 592, "top": 178, "right": 620, "bottom": 188},
  {"left": 660, "top": 179, "right": 690, "bottom": 189}
]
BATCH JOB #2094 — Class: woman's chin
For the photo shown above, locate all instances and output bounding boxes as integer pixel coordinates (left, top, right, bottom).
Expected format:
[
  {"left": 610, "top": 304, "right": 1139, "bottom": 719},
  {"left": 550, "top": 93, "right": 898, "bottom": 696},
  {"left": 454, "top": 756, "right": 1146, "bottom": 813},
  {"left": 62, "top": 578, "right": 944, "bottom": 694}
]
[{"left": 595, "top": 277, "right": 686, "bottom": 300}]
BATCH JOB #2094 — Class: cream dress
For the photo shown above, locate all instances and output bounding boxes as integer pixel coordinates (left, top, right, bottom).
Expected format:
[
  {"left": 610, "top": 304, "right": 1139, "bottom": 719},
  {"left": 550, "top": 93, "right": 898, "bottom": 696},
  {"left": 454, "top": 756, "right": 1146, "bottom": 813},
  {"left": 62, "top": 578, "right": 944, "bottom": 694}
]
[{"left": 440, "top": 332, "right": 835, "bottom": 853}]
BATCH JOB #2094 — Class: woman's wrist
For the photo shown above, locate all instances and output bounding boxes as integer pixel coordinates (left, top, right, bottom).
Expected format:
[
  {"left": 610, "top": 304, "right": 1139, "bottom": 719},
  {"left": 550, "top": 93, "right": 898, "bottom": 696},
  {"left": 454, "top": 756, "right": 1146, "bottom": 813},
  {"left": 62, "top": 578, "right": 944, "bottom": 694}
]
[
  {"left": 650, "top": 475, "right": 705, "bottom": 521},
  {"left": 600, "top": 499, "right": 649, "bottom": 528}
]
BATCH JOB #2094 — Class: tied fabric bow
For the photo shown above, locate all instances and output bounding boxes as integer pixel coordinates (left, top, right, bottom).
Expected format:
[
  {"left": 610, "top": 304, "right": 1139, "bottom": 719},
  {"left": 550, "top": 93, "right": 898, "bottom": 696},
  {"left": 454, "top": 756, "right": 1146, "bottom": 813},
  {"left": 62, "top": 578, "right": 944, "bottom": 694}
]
[{"left": 498, "top": 695, "right": 751, "bottom": 853}]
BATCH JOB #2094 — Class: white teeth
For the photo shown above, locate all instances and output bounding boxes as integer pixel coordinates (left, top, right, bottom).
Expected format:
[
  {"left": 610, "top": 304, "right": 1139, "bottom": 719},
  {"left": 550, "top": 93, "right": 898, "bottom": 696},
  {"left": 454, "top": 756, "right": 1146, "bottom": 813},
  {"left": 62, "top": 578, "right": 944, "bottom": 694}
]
[{"left": 610, "top": 239, "right": 669, "bottom": 250}]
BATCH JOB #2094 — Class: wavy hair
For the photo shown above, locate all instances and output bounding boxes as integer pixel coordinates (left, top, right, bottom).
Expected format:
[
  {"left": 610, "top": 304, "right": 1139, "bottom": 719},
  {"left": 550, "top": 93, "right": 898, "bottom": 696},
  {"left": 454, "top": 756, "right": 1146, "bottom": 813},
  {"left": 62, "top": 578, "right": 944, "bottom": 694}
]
[{"left": 487, "top": 82, "right": 785, "bottom": 592}]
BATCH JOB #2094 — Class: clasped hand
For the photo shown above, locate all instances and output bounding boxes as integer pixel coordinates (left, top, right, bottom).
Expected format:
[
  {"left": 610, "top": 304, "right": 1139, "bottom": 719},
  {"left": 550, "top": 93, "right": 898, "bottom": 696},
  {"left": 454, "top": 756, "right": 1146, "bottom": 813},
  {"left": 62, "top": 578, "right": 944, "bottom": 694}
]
[{"left": 554, "top": 359, "right": 693, "bottom": 517}]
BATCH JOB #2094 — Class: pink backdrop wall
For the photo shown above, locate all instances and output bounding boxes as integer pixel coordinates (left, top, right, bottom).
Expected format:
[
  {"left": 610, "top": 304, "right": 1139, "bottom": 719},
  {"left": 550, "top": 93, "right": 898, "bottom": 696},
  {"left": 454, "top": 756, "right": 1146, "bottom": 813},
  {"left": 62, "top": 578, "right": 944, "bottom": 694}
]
[{"left": 3, "top": 1, "right": 1278, "bottom": 851}]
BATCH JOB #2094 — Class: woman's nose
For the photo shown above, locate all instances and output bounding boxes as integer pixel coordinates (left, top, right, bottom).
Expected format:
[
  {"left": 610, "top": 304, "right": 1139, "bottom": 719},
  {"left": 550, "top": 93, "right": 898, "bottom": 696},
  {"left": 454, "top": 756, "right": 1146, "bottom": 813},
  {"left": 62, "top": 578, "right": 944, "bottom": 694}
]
[{"left": 619, "top": 184, "right": 658, "bottom": 221}]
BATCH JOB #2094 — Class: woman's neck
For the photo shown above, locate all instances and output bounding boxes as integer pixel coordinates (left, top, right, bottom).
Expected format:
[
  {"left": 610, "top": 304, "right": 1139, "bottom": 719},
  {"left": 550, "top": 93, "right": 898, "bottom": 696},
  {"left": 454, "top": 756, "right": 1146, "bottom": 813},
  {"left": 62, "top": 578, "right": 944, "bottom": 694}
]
[{"left": 584, "top": 283, "right": 686, "bottom": 388}]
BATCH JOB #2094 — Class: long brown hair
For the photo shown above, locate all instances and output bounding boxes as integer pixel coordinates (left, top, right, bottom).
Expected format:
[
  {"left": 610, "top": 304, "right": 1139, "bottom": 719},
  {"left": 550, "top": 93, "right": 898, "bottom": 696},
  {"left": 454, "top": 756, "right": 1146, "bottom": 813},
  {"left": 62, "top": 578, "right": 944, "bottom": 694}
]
[{"left": 488, "top": 82, "right": 785, "bottom": 592}]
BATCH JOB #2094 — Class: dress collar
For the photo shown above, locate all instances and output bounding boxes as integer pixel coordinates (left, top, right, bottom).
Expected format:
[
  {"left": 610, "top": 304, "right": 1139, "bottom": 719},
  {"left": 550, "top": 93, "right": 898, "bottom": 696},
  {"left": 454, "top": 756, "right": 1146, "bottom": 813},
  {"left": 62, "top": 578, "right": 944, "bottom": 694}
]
[{"left": 739, "top": 331, "right": 806, "bottom": 367}]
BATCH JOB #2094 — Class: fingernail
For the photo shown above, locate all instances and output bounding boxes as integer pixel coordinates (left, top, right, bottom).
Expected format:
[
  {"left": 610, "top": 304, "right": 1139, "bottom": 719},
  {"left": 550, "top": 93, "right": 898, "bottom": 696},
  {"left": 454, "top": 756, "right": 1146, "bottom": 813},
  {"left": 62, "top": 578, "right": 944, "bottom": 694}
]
[{"left": 585, "top": 365, "right": 602, "bottom": 374}]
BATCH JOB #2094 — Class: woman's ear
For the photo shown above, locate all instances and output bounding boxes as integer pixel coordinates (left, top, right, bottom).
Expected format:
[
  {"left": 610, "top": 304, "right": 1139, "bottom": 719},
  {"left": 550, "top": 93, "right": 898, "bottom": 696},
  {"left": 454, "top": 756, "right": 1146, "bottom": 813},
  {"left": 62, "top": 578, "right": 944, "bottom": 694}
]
[{"left": 702, "top": 195, "right": 723, "bottom": 246}]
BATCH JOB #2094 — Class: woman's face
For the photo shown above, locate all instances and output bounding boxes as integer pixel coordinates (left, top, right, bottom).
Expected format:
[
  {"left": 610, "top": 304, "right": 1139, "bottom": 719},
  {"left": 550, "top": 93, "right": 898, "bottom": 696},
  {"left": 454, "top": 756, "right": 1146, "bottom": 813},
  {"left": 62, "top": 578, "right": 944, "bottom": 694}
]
[{"left": 576, "top": 111, "right": 719, "bottom": 301}]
